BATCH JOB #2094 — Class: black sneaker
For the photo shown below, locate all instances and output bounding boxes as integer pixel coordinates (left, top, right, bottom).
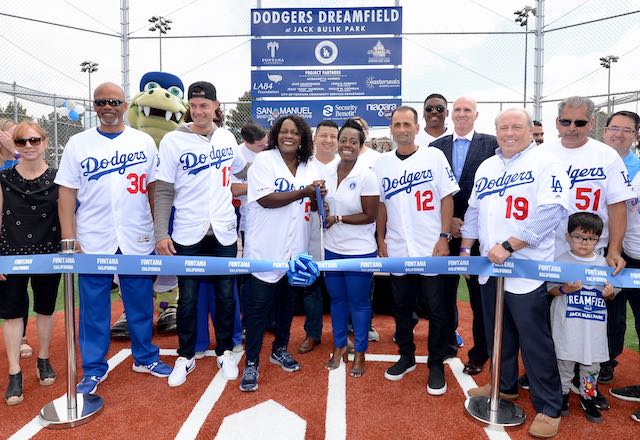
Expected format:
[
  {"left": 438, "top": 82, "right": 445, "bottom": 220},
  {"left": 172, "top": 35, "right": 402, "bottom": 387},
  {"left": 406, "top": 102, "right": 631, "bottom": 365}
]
[
  {"left": 561, "top": 393, "right": 570, "bottom": 417},
  {"left": 384, "top": 355, "right": 416, "bottom": 381},
  {"left": 598, "top": 362, "right": 614, "bottom": 384},
  {"left": 240, "top": 361, "right": 259, "bottom": 392},
  {"left": 592, "top": 387, "right": 610, "bottom": 410},
  {"left": 518, "top": 374, "right": 530, "bottom": 390},
  {"left": 270, "top": 347, "right": 300, "bottom": 372},
  {"left": 580, "top": 396, "right": 603, "bottom": 423},
  {"left": 427, "top": 364, "right": 447, "bottom": 396},
  {"left": 610, "top": 384, "right": 640, "bottom": 402}
]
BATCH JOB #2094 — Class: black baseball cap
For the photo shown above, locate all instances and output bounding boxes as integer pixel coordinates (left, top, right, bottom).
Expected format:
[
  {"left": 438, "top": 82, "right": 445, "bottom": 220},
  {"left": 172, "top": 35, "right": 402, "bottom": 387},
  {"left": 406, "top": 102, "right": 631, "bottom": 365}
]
[{"left": 188, "top": 81, "right": 217, "bottom": 101}]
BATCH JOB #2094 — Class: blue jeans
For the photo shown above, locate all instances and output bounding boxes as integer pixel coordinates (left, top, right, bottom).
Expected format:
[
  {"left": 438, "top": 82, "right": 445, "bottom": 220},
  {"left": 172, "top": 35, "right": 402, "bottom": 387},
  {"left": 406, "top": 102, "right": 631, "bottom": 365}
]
[
  {"left": 79, "top": 272, "right": 158, "bottom": 376},
  {"left": 324, "top": 249, "right": 376, "bottom": 352},
  {"left": 174, "top": 234, "right": 237, "bottom": 358},
  {"left": 244, "top": 275, "right": 300, "bottom": 365}
]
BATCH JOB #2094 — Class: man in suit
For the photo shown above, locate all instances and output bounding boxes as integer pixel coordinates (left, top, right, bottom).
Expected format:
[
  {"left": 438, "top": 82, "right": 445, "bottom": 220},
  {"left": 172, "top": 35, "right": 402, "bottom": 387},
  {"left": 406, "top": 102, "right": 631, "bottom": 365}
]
[{"left": 430, "top": 96, "right": 498, "bottom": 375}]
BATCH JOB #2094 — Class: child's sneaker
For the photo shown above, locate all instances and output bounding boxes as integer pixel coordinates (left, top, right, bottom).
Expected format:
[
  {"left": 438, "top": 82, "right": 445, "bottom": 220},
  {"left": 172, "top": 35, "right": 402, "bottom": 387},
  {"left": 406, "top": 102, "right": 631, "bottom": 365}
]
[{"left": 579, "top": 396, "right": 603, "bottom": 423}]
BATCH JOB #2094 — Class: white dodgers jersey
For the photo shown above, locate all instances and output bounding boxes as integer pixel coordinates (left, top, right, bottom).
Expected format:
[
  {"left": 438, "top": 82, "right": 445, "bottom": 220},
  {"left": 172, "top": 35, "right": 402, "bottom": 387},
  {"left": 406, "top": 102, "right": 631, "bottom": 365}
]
[
  {"left": 55, "top": 127, "right": 158, "bottom": 255},
  {"left": 468, "top": 144, "right": 569, "bottom": 293},
  {"left": 373, "top": 146, "right": 459, "bottom": 265}
]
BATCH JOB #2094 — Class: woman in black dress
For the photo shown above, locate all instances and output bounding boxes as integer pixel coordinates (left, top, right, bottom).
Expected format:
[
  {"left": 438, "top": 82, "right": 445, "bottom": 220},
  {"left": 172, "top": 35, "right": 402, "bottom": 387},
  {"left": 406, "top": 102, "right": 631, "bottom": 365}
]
[{"left": 1, "top": 121, "right": 61, "bottom": 405}]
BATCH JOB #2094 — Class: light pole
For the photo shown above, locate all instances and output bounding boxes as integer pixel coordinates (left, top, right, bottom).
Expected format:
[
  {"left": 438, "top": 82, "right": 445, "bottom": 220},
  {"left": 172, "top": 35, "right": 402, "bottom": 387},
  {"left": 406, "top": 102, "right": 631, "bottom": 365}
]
[
  {"left": 80, "top": 61, "right": 99, "bottom": 128},
  {"left": 600, "top": 55, "right": 619, "bottom": 115},
  {"left": 514, "top": 6, "right": 536, "bottom": 107},
  {"left": 148, "top": 16, "right": 172, "bottom": 71}
]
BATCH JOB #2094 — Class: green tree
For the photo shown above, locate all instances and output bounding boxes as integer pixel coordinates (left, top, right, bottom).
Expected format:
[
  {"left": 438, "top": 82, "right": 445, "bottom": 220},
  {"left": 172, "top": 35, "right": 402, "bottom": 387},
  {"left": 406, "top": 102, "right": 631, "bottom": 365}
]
[
  {"left": 590, "top": 109, "right": 608, "bottom": 142},
  {"left": 38, "top": 111, "right": 83, "bottom": 167},
  {"left": 0, "top": 101, "right": 32, "bottom": 122},
  {"left": 225, "top": 91, "right": 252, "bottom": 143}
]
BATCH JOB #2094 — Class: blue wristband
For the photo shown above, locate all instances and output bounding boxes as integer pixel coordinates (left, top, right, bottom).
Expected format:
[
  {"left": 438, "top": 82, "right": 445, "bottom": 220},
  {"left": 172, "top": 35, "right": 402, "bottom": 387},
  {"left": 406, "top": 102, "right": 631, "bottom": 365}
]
[{"left": 559, "top": 286, "right": 567, "bottom": 294}]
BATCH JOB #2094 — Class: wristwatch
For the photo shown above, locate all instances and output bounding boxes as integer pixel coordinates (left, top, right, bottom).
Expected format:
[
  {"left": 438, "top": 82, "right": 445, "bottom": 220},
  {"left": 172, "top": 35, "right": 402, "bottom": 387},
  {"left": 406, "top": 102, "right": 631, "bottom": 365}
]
[
  {"left": 439, "top": 232, "right": 453, "bottom": 242},
  {"left": 501, "top": 240, "right": 515, "bottom": 253}
]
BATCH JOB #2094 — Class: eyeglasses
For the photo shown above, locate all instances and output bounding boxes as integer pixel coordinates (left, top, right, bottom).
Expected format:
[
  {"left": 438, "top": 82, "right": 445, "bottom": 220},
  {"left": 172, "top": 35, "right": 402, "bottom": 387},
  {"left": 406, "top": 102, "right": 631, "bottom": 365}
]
[
  {"left": 14, "top": 137, "right": 43, "bottom": 147},
  {"left": 558, "top": 119, "right": 589, "bottom": 127},
  {"left": 425, "top": 105, "right": 446, "bottom": 113},
  {"left": 606, "top": 126, "right": 636, "bottom": 135},
  {"left": 94, "top": 99, "right": 124, "bottom": 107},
  {"left": 569, "top": 234, "right": 599, "bottom": 244}
]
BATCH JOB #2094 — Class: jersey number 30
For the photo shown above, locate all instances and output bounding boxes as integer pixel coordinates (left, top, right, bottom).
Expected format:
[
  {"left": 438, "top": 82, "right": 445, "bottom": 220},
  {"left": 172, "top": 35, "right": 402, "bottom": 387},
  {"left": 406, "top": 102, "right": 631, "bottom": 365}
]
[{"left": 127, "top": 173, "right": 147, "bottom": 194}]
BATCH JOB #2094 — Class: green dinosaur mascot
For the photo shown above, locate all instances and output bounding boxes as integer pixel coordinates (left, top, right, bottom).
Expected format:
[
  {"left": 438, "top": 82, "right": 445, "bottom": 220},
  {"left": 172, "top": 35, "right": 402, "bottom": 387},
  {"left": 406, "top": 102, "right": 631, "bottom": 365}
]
[{"left": 110, "top": 72, "right": 188, "bottom": 338}]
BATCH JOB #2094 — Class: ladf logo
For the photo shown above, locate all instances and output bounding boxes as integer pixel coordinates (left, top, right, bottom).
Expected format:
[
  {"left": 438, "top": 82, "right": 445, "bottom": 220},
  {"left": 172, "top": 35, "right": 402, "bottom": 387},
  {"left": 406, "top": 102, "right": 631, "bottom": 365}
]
[
  {"left": 267, "top": 41, "right": 280, "bottom": 57},
  {"left": 323, "top": 105, "right": 334, "bottom": 117},
  {"left": 315, "top": 41, "right": 338, "bottom": 65}
]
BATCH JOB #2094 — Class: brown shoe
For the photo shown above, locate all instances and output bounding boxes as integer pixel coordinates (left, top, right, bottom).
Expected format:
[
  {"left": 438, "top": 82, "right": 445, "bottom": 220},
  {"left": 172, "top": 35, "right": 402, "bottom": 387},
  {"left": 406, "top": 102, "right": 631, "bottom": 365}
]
[
  {"left": 298, "top": 336, "right": 320, "bottom": 354},
  {"left": 468, "top": 383, "right": 518, "bottom": 401},
  {"left": 528, "top": 413, "right": 560, "bottom": 438}
]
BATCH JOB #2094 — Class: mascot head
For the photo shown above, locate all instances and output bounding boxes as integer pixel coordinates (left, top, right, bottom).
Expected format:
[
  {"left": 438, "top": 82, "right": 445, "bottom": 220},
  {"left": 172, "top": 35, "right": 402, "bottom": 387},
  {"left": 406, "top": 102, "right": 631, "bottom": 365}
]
[{"left": 128, "top": 71, "right": 188, "bottom": 146}]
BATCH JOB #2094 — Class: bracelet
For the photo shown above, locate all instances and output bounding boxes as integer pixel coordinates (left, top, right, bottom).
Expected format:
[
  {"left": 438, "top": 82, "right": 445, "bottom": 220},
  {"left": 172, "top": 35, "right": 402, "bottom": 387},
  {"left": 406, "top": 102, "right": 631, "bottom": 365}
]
[
  {"left": 13, "top": 151, "right": 20, "bottom": 160},
  {"left": 559, "top": 286, "right": 567, "bottom": 295},
  {"left": 337, "top": 215, "right": 343, "bottom": 224},
  {"left": 460, "top": 247, "right": 472, "bottom": 254}
]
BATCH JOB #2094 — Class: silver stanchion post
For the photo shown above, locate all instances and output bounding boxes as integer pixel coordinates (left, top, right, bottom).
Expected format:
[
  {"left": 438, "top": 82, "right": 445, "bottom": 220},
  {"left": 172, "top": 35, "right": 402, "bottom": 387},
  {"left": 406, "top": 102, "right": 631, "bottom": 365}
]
[
  {"left": 465, "top": 277, "right": 525, "bottom": 426},
  {"left": 39, "top": 239, "right": 104, "bottom": 428}
]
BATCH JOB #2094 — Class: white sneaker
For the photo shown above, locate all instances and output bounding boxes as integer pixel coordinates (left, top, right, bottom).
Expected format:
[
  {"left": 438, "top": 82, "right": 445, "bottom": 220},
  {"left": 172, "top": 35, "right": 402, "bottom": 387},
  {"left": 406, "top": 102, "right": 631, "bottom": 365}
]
[
  {"left": 168, "top": 356, "right": 195, "bottom": 387},
  {"left": 217, "top": 350, "right": 239, "bottom": 380}
]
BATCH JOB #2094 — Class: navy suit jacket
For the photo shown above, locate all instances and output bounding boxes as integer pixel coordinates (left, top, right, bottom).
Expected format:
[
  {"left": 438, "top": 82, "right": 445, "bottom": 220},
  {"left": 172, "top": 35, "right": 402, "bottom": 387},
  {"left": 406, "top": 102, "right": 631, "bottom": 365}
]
[{"left": 429, "top": 132, "right": 498, "bottom": 220}]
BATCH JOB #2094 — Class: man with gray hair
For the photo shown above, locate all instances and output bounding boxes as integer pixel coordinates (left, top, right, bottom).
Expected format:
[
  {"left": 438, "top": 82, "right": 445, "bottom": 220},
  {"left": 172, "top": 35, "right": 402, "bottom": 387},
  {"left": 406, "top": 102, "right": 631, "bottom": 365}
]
[
  {"left": 540, "top": 96, "right": 634, "bottom": 270},
  {"left": 463, "top": 107, "right": 569, "bottom": 438}
]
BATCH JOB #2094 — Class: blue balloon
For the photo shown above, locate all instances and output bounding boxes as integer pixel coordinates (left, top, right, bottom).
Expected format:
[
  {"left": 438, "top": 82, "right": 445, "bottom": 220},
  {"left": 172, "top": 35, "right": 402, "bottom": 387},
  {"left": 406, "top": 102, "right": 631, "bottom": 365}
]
[{"left": 68, "top": 110, "right": 80, "bottom": 121}]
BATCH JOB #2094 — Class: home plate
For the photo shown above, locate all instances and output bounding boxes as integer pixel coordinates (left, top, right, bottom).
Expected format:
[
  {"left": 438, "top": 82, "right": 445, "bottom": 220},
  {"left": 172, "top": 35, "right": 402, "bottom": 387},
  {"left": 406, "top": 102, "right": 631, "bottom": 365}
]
[{"left": 215, "top": 399, "right": 306, "bottom": 440}]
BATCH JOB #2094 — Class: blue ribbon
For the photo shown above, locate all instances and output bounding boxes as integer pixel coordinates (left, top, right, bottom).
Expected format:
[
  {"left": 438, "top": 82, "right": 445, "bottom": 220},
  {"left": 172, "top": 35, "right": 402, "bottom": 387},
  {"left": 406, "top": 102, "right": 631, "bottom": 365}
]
[
  {"left": 1, "top": 254, "right": 639, "bottom": 288},
  {"left": 315, "top": 186, "right": 328, "bottom": 228}
]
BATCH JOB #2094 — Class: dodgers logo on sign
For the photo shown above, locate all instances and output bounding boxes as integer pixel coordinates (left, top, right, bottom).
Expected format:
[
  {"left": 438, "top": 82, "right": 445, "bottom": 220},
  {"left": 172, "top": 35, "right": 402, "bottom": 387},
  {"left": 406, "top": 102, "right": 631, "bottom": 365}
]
[{"left": 315, "top": 41, "right": 338, "bottom": 64}]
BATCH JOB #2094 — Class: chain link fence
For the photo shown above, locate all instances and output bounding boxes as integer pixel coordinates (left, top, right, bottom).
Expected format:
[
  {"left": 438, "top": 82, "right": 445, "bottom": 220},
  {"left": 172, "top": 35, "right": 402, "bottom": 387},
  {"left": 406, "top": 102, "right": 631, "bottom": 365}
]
[{"left": 1, "top": 0, "right": 639, "bottom": 154}]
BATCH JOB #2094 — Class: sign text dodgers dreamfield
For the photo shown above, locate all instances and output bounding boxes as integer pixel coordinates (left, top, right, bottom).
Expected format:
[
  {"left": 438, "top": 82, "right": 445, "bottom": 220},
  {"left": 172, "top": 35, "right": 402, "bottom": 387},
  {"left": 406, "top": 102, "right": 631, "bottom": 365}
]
[{"left": 251, "top": 7, "right": 402, "bottom": 36}]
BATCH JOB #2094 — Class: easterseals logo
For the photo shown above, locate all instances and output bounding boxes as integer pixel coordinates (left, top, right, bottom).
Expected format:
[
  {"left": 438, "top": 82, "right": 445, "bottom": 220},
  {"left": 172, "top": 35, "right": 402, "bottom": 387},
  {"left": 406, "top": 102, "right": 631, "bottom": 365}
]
[
  {"left": 315, "top": 41, "right": 338, "bottom": 64},
  {"left": 365, "top": 76, "right": 400, "bottom": 89},
  {"left": 367, "top": 41, "right": 391, "bottom": 63},
  {"left": 81, "top": 150, "right": 148, "bottom": 181}
]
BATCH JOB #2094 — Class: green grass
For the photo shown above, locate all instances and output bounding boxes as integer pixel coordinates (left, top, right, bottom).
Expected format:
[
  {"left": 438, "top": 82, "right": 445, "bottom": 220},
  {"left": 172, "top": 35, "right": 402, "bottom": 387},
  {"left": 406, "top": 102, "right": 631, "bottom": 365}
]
[{"left": 2, "top": 275, "right": 638, "bottom": 352}]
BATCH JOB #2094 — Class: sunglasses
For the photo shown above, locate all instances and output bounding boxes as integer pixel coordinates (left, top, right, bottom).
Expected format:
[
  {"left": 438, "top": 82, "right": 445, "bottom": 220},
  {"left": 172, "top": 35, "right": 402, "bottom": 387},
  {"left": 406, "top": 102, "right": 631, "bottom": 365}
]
[
  {"left": 14, "top": 137, "right": 43, "bottom": 147},
  {"left": 425, "top": 105, "right": 446, "bottom": 113},
  {"left": 94, "top": 99, "right": 124, "bottom": 107},
  {"left": 558, "top": 119, "right": 589, "bottom": 127}
]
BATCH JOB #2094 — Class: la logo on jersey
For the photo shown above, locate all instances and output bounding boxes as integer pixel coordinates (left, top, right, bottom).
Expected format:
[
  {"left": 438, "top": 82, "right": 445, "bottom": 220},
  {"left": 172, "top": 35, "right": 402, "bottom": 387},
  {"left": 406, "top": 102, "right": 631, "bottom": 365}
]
[
  {"left": 566, "top": 165, "right": 606, "bottom": 189},
  {"left": 82, "top": 150, "right": 148, "bottom": 181},
  {"left": 382, "top": 168, "right": 434, "bottom": 200},
  {"left": 475, "top": 170, "right": 535, "bottom": 199},
  {"left": 551, "top": 175, "right": 563, "bottom": 193},
  {"left": 180, "top": 145, "right": 234, "bottom": 175}
]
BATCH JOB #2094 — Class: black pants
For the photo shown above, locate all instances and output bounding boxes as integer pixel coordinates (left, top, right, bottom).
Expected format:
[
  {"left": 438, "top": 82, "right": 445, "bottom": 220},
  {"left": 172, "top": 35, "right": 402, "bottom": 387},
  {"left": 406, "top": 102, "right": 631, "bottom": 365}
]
[
  {"left": 175, "top": 235, "right": 237, "bottom": 358},
  {"left": 390, "top": 274, "right": 448, "bottom": 368},
  {"left": 244, "top": 275, "right": 301, "bottom": 365},
  {"left": 481, "top": 278, "right": 562, "bottom": 417},
  {"left": 607, "top": 252, "right": 640, "bottom": 367}
]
